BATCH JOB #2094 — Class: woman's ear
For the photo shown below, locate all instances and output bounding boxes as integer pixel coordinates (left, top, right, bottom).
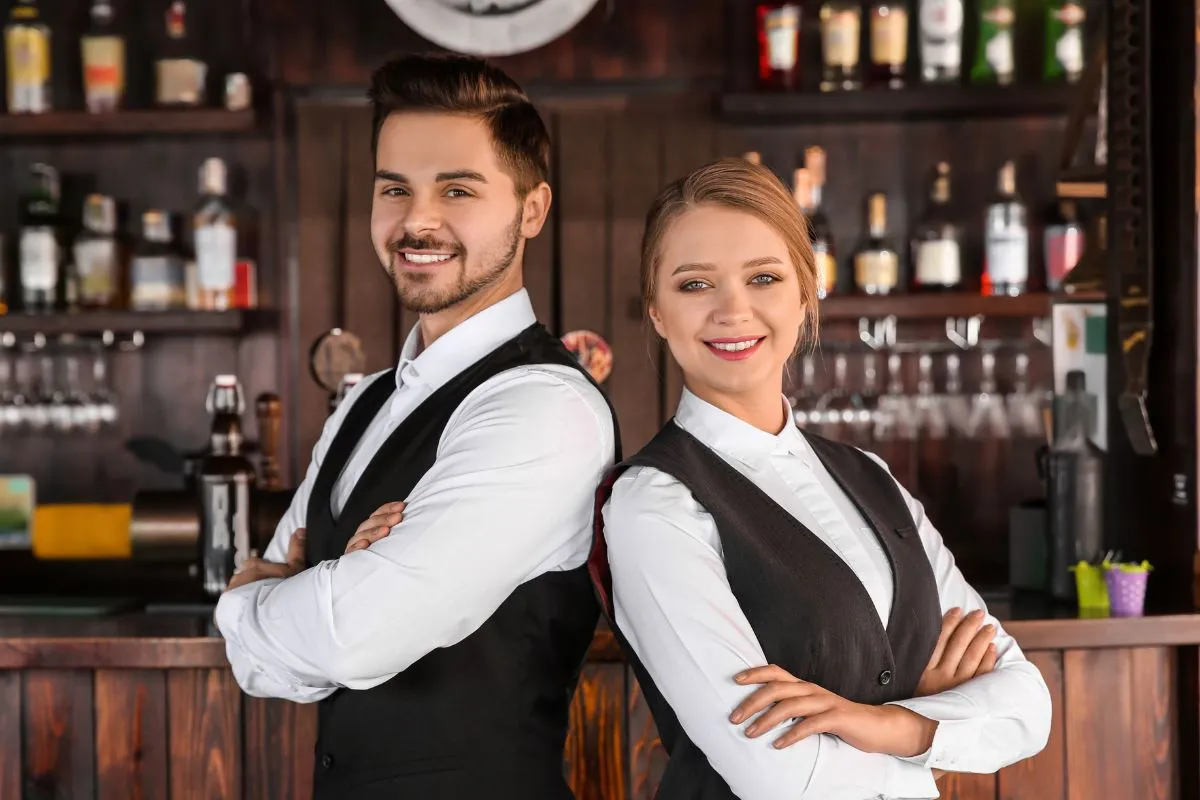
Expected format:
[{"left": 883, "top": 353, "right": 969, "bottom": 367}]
[{"left": 647, "top": 302, "right": 668, "bottom": 340}]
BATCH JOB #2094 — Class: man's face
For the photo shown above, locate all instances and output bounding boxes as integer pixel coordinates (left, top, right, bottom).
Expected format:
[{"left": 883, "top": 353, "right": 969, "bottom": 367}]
[{"left": 371, "top": 112, "right": 538, "bottom": 315}]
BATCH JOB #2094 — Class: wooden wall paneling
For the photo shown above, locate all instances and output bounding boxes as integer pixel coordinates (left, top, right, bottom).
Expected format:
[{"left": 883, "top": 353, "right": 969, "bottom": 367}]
[
  {"left": 937, "top": 773, "right": 997, "bottom": 800},
  {"left": 294, "top": 104, "right": 348, "bottom": 470},
  {"left": 565, "top": 663, "right": 628, "bottom": 800},
  {"left": 997, "top": 650, "right": 1066, "bottom": 800},
  {"left": 627, "top": 674, "right": 667, "bottom": 800},
  {"left": 243, "top": 698, "right": 318, "bottom": 800},
  {"left": 1063, "top": 648, "right": 1137, "bottom": 800},
  {"left": 557, "top": 113, "right": 612, "bottom": 344},
  {"left": 0, "top": 670, "right": 20, "bottom": 800},
  {"left": 658, "top": 116, "right": 723, "bottom": 419},
  {"left": 341, "top": 106, "right": 399, "bottom": 374},
  {"left": 22, "top": 669, "right": 95, "bottom": 800},
  {"left": 168, "top": 667, "right": 243, "bottom": 800},
  {"left": 1130, "top": 647, "right": 1177, "bottom": 800},
  {"left": 525, "top": 109, "right": 559, "bottom": 329},
  {"left": 608, "top": 115, "right": 665, "bottom": 453},
  {"left": 94, "top": 668, "right": 169, "bottom": 800}
]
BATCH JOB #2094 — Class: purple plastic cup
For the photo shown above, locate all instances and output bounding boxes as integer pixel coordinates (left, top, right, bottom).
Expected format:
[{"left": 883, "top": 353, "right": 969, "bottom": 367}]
[{"left": 1105, "top": 569, "right": 1149, "bottom": 617}]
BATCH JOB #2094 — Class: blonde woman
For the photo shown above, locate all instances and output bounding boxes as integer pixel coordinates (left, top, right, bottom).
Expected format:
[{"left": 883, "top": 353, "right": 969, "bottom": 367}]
[{"left": 591, "top": 159, "right": 1052, "bottom": 799}]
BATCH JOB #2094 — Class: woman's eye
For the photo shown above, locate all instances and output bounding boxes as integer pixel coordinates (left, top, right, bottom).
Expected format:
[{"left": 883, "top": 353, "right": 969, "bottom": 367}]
[
  {"left": 750, "top": 273, "right": 779, "bottom": 285},
  {"left": 679, "top": 280, "right": 709, "bottom": 291}
]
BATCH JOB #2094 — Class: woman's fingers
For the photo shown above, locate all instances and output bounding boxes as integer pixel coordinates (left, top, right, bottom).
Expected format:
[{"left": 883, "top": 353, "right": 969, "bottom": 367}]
[
  {"left": 954, "top": 623, "right": 997, "bottom": 680},
  {"left": 937, "top": 609, "right": 986, "bottom": 671}
]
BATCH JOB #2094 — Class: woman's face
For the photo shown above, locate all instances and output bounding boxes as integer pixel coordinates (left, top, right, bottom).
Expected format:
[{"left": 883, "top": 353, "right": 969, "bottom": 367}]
[{"left": 649, "top": 204, "right": 805, "bottom": 404}]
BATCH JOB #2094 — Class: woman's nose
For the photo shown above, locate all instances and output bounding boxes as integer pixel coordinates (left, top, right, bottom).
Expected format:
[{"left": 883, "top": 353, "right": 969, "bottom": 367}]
[{"left": 711, "top": 288, "right": 753, "bottom": 325}]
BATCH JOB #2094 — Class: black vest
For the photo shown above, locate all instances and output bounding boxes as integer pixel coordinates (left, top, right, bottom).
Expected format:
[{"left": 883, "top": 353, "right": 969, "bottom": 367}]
[
  {"left": 305, "top": 322, "right": 619, "bottom": 800},
  {"left": 590, "top": 422, "right": 942, "bottom": 799}
]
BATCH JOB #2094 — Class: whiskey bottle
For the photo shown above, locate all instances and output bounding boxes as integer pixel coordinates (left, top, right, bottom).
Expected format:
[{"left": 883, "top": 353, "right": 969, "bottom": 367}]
[
  {"left": 156, "top": 0, "right": 207, "bottom": 106},
  {"left": 918, "top": 0, "right": 963, "bottom": 82},
  {"left": 911, "top": 162, "right": 962, "bottom": 291},
  {"left": 72, "top": 195, "right": 123, "bottom": 308},
  {"left": 756, "top": 2, "right": 803, "bottom": 91},
  {"left": 81, "top": 0, "right": 124, "bottom": 112},
  {"left": 4, "top": 0, "right": 50, "bottom": 113},
  {"left": 983, "top": 160, "right": 1029, "bottom": 296},
  {"left": 129, "top": 211, "right": 187, "bottom": 310},
  {"left": 868, "top": 0, "right": 909, "bottom": 89},
  {"left": 854, "top": 193, "right": 900, "bottom": 295},
  {"left": 794, "top": 164, "right": 836, "bottom": 298},
  {"left": 19, "top": 163, "right": 61, "bottom": 313},
  {"left": 819, "top": 0, "right": 862, "bottom": 91},
  {"left": 194, "top": 158, "right": 237, "bottom": 311}
]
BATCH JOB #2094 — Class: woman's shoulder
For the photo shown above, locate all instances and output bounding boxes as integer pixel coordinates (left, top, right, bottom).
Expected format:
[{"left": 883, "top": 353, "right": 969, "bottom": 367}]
[{"left": 601, "top": 462, "right": 716, "bottom": 546}]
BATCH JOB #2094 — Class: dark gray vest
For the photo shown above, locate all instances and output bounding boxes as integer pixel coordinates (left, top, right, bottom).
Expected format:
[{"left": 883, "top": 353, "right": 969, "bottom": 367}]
[
  {"left": 591, "top": 421, "right": 942, "bottom": 799},
  {"left": 305, "top": 322, "right": 619, "bottom": 799}
]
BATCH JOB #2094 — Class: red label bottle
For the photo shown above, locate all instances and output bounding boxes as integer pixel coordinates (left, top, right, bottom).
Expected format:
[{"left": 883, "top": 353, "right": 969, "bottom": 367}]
[{"left": 757, "top": 3, "right": 803, "bottom": 91}]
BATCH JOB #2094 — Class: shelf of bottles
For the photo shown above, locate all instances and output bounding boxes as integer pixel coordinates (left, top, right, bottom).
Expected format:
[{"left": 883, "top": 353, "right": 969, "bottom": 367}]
[
  {"left": 0, "top": 158, "right": 262, "bottom": 331},
  {"left": 2, "top": 0, "right": 256, "bottom": 132},
  {"left": 765, "top": 145, "right": 1093, "bottom": 307},
  {"left": 737, "top": 0, "right": 1089, "bottom": 121}
]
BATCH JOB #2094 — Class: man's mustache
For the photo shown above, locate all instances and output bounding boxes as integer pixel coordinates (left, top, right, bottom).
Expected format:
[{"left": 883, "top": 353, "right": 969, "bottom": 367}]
[{"left": 389, "top": 235, "right": 465, "bottom": 256}]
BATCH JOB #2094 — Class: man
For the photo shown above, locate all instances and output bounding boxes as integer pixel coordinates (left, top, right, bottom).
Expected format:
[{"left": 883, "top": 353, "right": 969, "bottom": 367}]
[{"left": 214, "top": 53, "right": 618, "bottom": 799}]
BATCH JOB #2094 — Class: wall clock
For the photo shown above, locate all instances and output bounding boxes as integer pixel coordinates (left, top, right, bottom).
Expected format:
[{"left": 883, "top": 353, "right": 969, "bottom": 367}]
[{"left": 386, "top": 0, "right": 603, "bottom": 57}]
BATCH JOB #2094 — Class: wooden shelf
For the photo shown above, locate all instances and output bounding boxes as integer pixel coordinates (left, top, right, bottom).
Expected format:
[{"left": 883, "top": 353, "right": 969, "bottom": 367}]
[
  {"left": 1056, "top": 166, "right": 1107, "bottom": 199},
  {"left": 720, "top": 84, "right": 1080, "bottom": 125},
  {"left": 0, "top": 309, "right": 274, "bottom": 335},
  {"left": 818, "top": 292, "right": 1053, "bottom": 320},
  {"left": 0, "top": 109, "right": 259, "bottom": 139}
]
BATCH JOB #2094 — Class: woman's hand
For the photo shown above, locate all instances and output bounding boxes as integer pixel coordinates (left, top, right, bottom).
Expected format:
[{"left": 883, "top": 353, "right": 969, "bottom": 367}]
[
  {"left": 915, "top": 608, "right": 998, "bottom": 697},
  {"left": 344, "top": 501, "right": 406, "bottom": 554},
  {"left": 730, "top": 665, "right": 937, "bottom": 756}
]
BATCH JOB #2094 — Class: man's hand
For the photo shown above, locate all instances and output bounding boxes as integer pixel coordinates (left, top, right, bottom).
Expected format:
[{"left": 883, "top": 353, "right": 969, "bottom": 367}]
[
  {"left": 344, "top": 501, "right": 406, "bottom": 554},
  {"left": 730, "top": 665, "right": 937, "bottom": 756},
  {"left": 225, "top": 528, "right": 306, "bottom": 591},
  {"left": 915, "top": 608, "right": 998, "bottom": 697}
]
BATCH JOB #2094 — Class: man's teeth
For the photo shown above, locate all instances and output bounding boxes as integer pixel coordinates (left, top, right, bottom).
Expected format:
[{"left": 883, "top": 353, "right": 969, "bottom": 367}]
[
  {"left": 710, "top": 339, "right": 761, "bottom": 352},
  {"left": 404, "top": 253, "right": 454, "bottom": 264}
]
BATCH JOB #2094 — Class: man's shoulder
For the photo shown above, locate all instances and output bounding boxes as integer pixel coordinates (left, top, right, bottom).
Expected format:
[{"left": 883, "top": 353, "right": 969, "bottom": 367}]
[{"left": 458, "top": 362, "right": 614, "bottom": 437}]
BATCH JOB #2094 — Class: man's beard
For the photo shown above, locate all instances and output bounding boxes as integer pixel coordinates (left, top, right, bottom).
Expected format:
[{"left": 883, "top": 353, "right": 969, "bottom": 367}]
[{"left": 385, "top": 210, "right": 523, "bottom": 314}]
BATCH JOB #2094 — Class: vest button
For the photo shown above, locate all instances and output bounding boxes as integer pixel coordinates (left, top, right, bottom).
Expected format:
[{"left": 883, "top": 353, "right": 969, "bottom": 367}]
[
  {"left": 878, "top": 669, "right": 893, "bottom": 686},
  {"left": 321, "top": 753, "right": 335, "bottom": 769}
]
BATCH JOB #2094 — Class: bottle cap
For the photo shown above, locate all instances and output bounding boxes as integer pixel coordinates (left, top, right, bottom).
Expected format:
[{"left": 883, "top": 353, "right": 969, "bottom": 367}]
[{"left": 200, "top": 158, "right": 227, "bottom": 196}]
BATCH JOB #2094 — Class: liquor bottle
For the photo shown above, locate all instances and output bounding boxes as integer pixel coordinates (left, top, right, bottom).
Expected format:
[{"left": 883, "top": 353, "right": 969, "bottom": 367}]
[
  {"left": 756, "top": 3, "right": 803, "bottom": 91},
  {"left": 868, "top": 0, "right": 909, "bottom": 89},
  {"left": 918, "top": 0, "right": 963, "bottom": 83},
  {"left": 911, "top": 162, "right": 962, "bottom": 291},
  {"left": 853, "top": 192, "right": 900, "bottom": 295},
  {"left": 194, "top": 158, "right": 237, "bottom": 311},
  {"left": 198, "top": 374, "right": 257, "bottom": 599},
  {"left": 743, "top": 151, "right": 763, "bottom": 165},
  {"left": 970, "top": 0, "right": 1015, "bottom": 85},
  {"left": 81, "top": 0, "right": 124, "bottom": 113},
  {"left": 4, "top": 0, "right": 50, "bottom": 114},
  {"left": 1044, "top": 200, "right": 1085, "bottom": 291},
  {"left": 1044, "top": 0, "right": 1086, "bottom": 84},
  {"left": 0, "top": 234, "right": 8, "bottom": 314},
  {"left": 156, "top": 0, "right": 207, "bottom": 106},
  {"left": 72, "top": 195, "right": 123, "bottom": 309},
  {"left": 794, "top": 163, "right": 836, "bottom": 298},
  {"left": 18, "top": 164, "right": 61, "bottom": 313},
  {"left": 983, "top": 160, "right": 1029, "bottom": 296},
  {"left": 819, "top": 0, "right": 862, "bottom": 92},
  {"left": 129, "top": 210, "right": 187, "bottom": 310}
]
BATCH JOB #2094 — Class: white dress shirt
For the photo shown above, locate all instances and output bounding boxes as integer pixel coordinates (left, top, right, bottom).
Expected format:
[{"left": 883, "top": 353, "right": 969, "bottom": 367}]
[
  {"left": 602, "top": 388, "right": 1052, "bottom": 800},
  {"left": 215, "top": 289, "right": 615, "bottom": 702}
]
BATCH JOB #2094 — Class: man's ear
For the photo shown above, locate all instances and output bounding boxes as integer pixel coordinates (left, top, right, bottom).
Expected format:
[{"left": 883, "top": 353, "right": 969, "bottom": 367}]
[{"left": 521, "top": 182, "right": 552, "bottom": 238}]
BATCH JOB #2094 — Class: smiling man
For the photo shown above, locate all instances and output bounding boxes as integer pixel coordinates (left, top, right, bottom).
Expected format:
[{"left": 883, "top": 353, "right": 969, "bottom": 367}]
[{"left": 214, "top": 54, "right": 618, "bottom": 799}]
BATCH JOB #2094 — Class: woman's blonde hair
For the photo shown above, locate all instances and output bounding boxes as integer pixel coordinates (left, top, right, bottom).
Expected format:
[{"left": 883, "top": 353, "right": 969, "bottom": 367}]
[{"left": 639, "top": 157, "right": 820, "bottom": 350}]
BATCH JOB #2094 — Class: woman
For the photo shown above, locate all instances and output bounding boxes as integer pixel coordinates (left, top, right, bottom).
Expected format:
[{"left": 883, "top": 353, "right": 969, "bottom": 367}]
[{"left": 590, "top": 159, "right": 1052, "bottom": 799}]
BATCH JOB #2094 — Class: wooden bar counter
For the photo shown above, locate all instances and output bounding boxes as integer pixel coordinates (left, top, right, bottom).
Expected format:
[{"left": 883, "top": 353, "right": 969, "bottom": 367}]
[{"left": 0, "top": 599, "right": 1195, "bottom": 800}]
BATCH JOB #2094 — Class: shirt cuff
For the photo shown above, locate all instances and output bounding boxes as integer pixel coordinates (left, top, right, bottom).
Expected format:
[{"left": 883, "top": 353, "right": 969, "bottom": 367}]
[
  {"left": 885, "top": 754, "right": 940, "bottom": 799},
  {"left": 887, "top": 693, "right": 982, "bottom": 771}
]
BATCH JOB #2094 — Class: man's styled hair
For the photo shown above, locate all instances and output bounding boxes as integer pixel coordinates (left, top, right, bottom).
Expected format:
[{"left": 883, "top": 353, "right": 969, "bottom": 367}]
[{"left": 368, "top": 53, "right": 551, "bottom": 197}]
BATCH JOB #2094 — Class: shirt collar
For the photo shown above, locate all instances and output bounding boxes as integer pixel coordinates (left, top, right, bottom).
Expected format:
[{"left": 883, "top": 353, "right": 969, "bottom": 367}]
[
  {"left": 673, "top": 387, "right": 811, "bottom": 469},
  {"left": 394, "top": 288, "right": 536, "bottom": 394}
]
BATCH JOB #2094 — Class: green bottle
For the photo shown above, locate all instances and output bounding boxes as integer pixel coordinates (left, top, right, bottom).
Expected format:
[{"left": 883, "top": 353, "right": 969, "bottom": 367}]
[
  {"left": 970, "top": 0, "right": 1015, "bottom": 85},
  {"left": 1044, "top": 1, "right": 1086, "bottom": 83}
]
